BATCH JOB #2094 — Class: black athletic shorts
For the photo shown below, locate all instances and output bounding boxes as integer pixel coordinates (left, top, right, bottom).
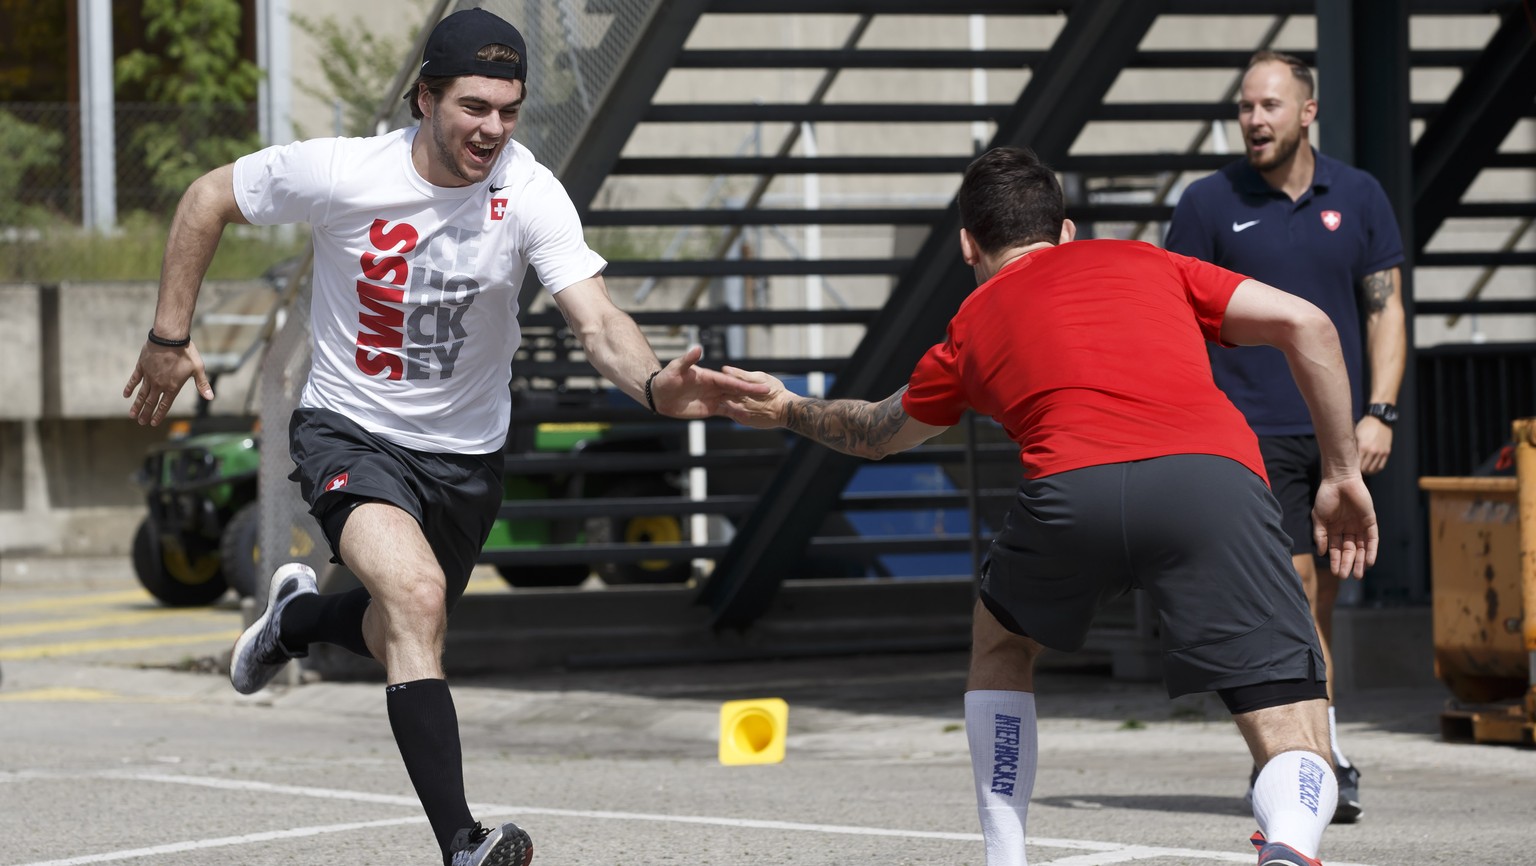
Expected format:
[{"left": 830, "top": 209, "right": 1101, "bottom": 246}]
[
  {"left": 1257, "top": 435, "right": 1322, "bottom": 556},
  {"left": 287, "top": 407, "right": 504, "bottom": 608},
  {"left": 979, "top": 454, "right": 1326, "bottom": 698}
]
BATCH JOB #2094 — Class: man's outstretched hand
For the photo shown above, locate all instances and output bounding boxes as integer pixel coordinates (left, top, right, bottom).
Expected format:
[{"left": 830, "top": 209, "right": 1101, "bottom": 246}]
[
  {"left": 715, "top": 366, "right": 794, "bottom": 429},
  {"left": 650, "top": 346, "right": 772, "bottom": 419}
]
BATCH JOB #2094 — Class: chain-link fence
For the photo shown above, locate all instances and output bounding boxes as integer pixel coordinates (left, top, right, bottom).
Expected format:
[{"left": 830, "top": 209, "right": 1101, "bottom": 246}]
[
  {"left": 0, "top": 101, "right": 259, "bottom": 224},
  {"left": 256, "top": 0, "right": 665, "bottom": 590}
]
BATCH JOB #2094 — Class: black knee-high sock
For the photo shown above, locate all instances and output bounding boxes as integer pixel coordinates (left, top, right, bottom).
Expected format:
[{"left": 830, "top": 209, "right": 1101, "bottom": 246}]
[
  {"left": 279, "top": 587, "right": 374, "bottom": 658},
  {"left": 386, "top": 678, "right": 475, "bottom": 864}
]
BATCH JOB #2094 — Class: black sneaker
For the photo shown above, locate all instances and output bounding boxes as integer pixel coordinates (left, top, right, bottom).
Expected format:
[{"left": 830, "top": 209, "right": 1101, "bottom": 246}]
[
  {"left": 229, "top": 563, "right": 317, "bottom": 694},
  {"left": 1332, "top": 763, "right": 1362, "bottom": 823},
  {"left": 449, "top": 821, "right": 534, "bottom": 866}
]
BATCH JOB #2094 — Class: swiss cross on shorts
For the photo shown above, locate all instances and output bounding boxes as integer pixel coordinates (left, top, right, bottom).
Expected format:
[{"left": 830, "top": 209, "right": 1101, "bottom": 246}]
[
  {"left": 490, "top": 198, "right": 507, "bottom": 220},
  {"left": 1321, "top": 210, "right": 1342, "bottom": 231},
  {"left": 326, "top": 472, "right": 348, "bottom": 492}
]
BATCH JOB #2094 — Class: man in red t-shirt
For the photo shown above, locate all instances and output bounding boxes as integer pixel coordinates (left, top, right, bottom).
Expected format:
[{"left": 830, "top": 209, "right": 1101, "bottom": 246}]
[{"left": 720, "top": 147, "right": 1376, "bottom": 866}]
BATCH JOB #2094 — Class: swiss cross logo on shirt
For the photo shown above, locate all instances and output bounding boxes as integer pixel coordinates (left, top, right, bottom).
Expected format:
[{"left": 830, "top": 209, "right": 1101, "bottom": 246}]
[
  {"left": 326, "top": 472, "right": 349, "bottom": 492},
  {"left": 1321, "top": 210, "right": 1342, "bottom": 232},
  {"left": 490, "top": 198, "right": 507, "bottom": 220}
]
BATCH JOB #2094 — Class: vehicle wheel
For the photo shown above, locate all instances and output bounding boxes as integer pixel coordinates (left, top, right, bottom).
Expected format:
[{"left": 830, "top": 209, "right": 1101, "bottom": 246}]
[
  {"left": 590, "top": 478, "right": 693, "bottom": 585},
  {"left": 220, "top": 503, "right": 261, "bottom": 598},
  {"left": 494, "top": 563, "right": 590, "bottom": 588},
  {"left": 132, "top": 518, "right": 229, "bottom": 607}
]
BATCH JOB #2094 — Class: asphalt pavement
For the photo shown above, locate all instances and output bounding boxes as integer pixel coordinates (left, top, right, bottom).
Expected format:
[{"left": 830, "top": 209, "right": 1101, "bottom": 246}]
[{"left": 1, "top": 556, "right": 1532, "bottom": 865}]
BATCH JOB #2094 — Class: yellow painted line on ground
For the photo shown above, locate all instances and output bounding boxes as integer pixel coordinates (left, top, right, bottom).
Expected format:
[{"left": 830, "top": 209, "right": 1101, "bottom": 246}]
[
  {"left": 0, "top": 687, "right": 126, "bottom": 703},
  {"left": 0, "top": 629, "right": 241, "bottom": 660},
  {"left": 0, "top": 607, "right": 235, "bottom": 639},
  {"left": 0, "top": 589, "right": 159, "bottom": 614}
]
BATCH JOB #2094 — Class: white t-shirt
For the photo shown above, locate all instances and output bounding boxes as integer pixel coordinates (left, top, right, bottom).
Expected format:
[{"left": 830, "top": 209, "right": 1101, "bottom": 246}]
[{"left": 232, "top": 127, "right": 605, "bottom": 454}]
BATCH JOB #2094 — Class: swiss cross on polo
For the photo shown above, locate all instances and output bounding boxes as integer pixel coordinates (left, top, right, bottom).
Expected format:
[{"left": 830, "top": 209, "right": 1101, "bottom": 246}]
[
  {"left": 490, "top": 198, "right": 507, "bottom": 220},
  {"left": 1321, "top": 210, "right": 1343, "bottom": 232},
  {"left": 326, "top": 472, "right": 349, "bottom": 492}
]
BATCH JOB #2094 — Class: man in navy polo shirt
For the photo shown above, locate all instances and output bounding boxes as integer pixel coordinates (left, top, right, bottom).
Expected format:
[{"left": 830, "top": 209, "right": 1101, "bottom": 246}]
[{"left": 1166, "top": 49, "right": 1406, "bottom": 824}]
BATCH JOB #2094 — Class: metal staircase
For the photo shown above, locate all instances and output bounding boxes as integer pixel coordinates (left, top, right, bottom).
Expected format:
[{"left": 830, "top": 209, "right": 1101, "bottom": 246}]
[{"left": 306, "top": 0, "right": 1536, "bottom": 675}]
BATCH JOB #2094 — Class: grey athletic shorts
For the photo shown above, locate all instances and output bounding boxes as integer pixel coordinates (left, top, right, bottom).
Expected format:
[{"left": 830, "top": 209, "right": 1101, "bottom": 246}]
[
  {"left": 288, "top": 407, "right": 503, "bottom": 607},
  {"left": 980, "top": 454, "right": 1325, "bottom": 698}
]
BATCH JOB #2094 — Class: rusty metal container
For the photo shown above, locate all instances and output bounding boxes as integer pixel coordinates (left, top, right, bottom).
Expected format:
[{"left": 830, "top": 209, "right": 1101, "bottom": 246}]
[
  {"left": 1419, "top": 418, "right": 1536, "bottom": 745},
  {"left": 1420, "top": 475, "right": 1526, "bottom": 703}
]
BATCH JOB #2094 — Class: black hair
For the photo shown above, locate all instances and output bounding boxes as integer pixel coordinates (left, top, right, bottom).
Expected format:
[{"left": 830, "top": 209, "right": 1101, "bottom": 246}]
[{"left": 957, "top": 146, "right": 1065, "bottom": 254}]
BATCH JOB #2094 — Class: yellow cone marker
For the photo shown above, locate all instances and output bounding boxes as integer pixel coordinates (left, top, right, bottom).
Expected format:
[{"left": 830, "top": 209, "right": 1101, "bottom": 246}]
[{"left": 718, "top": 697, "right": 788, "bottom": 765}]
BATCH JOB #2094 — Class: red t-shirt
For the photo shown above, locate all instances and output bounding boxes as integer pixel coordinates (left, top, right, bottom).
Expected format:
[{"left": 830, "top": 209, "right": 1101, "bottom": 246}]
[{"left": 902, "top": 239, "right": 1267, "bottom": 482}]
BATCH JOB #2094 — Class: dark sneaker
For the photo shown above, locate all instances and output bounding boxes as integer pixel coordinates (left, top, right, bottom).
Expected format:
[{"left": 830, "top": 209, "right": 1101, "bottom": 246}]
[
  {"left": 449, "top": 821, "right": 534, "bottom": 866},
  {"left": 1250, "top": 832, "right": 1322, "bottom": 866},
  {"left": 229, "top": 563, "right": 317, "bottom": 694},
  {"left": 1332, "top": 763, "right": 1362, "bottom": 824}
]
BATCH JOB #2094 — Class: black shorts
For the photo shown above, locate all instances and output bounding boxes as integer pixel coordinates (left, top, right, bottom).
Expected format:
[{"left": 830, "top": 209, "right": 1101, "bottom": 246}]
[
  {"left": 979, "top": 454, "right": 1325, "bottom": 698},
  {"left": 287, "top": 408, "right": 503, "bottom": 608},
  {"left": 1257, "top": 435, "right": 1321, "bottom": 556}
]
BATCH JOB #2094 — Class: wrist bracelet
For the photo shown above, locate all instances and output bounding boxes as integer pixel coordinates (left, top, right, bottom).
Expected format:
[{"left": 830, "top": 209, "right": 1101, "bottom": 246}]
[
  {"left": 644, "top": 369, "right": 662, "bottom": 413},
  {"left": 147, "top": 329, "right": 190, "bottom": 348}
]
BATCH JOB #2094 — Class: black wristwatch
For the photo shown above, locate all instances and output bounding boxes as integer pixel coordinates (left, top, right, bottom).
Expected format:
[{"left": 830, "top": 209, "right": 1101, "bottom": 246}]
[{"left": 1366, "top": 402, "right": 1398, "bottom": 426}]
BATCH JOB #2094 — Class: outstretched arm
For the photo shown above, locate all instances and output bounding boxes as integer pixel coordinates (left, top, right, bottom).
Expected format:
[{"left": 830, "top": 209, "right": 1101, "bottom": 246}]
[
  {"left": 553, "top": 278, "right": 769, "bottom": 417},
  {"left": 1221, "top": 278, "right": 1378, "bottom": 578},
  {"left": 123, "top": 163, "right": 248, "bottom": 426},
  {"left": 718, "top": 367, "right": 947, "bottom": 459}
]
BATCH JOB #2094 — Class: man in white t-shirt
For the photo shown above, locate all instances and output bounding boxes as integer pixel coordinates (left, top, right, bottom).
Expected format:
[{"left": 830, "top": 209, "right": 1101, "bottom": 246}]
[{"left": 121, "top": 9, "right": 767, "bottom": 866}]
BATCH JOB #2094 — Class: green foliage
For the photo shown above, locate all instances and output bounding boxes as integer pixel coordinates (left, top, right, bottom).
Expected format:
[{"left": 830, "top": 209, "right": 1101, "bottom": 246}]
[
  {"left": 0, "top": 212, "right": 305, "bottom": 283},
  {"left": 0, "top": 110, "right": 63, "bottom": 225},
  {"left": 292, "top": 6, "right": 424, "bottom": 138},
  {"left": 115, "top": 0, "right": 263, "bottom": 206}
]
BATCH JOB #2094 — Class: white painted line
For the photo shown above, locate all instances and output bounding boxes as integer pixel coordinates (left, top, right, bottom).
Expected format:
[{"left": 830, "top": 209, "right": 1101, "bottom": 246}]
[
  {"left": 10, "top": 817, "right": 428, "bottom": 866},
  {"left": 8, "top": 771, "right": 1378, "bottom": 866}
]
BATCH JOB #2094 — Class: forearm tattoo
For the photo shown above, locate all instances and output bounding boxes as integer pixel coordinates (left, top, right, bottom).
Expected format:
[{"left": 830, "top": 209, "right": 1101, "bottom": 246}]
[
  {"left": 783, "top": 387, "right": 910, "bottom": 457},
  {"left": 1361, "top": 269, "right": 1395, "bottom": 313}
]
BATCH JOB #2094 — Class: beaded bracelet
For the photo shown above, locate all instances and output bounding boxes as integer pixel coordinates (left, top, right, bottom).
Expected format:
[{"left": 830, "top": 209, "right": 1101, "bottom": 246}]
[{"left": 644, "top": 369, "right": 662, "bottom": 413}]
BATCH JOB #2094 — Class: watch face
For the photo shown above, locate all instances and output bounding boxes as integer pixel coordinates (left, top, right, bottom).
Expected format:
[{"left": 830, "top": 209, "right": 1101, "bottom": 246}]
[{"left": 1371, "top": 404, "right": 1397, "bottom": 424}]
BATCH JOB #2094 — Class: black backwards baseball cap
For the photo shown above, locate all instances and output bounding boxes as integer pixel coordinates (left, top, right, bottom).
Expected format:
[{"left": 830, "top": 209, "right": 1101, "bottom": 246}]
[{"left": 412, "top": 7, "right": 528, "bottom": 86}]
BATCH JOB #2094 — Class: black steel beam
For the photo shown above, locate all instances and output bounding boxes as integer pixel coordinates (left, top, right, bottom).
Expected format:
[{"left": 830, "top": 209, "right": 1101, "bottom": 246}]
[
  {"left": 700, "top": 0, "right": 1163, "bottom": 628},
  {"left": 604, "top": 258, "right": 909, "bottom": 277},
  {"left": 583, "top": 208, "right": 945, "bottom": 226},
  {"left": 517, "top": 308, "right": 882, "bottom": 327},
  {"left": 1417, "top": 251, "right": 1536, "bottom": 267},
  {"left": 1416, "top": 300, "right": 1536, "bottom": 315},
  {"left": 1351, "top": 0, "right": 1427, "bottom": 605},
  {"left": 1412, "top": 6, "right": 1536, "bottom": 251}
]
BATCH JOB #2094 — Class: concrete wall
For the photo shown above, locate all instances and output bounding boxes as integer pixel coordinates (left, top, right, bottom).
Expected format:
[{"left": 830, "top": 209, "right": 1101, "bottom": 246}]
[
  {"left": 0, "top": 281, "right": 267, "bottom": 555},
  {"left": 0, "top": 285, "right": 42, "bottom": 420}
]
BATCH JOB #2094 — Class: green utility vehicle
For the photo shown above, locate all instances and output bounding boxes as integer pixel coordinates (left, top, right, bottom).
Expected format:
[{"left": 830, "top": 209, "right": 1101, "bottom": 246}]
[{"left": 131, "top": 421, "right": 261, "bottom": 606}]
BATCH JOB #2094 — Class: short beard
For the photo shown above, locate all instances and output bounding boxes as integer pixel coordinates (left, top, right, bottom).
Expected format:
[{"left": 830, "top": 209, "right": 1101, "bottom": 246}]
[
  {"left": 1249, "top": 128, "right": 1303, "bottom": 173},
  {"left": 430, "top": 115, "right": 473, "bottom": 185}
]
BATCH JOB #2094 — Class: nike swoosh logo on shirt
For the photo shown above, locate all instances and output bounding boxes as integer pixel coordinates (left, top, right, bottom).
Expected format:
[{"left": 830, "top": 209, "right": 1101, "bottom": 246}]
[
  {"left": 489, "top": 184, "right": 507, "bottom": 194},
  {"left": 1232, "top": 220, "right": 1260, "bottom": 232}
]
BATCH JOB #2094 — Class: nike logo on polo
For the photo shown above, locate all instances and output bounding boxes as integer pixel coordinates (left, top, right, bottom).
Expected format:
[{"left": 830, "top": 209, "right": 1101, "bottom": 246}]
[
  {"left": 489, "top": 184, "right": 506, "bottom": 194},
  {"left": 1232, "top": 220, "right": 1261, "bottom": 232}
]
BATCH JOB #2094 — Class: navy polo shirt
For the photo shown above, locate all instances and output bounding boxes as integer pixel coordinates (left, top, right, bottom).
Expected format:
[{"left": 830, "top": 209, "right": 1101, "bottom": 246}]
[{"left": 1165, "top": 149, "right": 1404, "bottom": 435}]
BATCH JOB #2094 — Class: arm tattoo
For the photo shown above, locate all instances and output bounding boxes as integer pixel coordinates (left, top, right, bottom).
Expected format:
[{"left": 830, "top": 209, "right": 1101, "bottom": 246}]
[
  {"left": 782, "top": 387, "right": 911, "bottom": 458},
  {"left": 1360, "top": 269, "right": 1395, "bottom": 314}
]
